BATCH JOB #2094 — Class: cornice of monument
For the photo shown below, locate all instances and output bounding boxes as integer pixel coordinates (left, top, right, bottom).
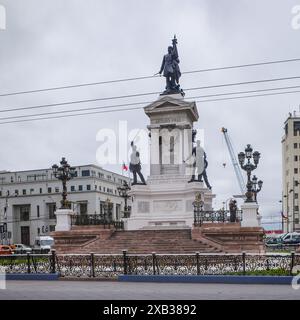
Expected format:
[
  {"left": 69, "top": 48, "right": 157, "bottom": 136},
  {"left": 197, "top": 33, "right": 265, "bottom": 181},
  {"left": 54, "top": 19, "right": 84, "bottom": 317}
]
[{"left": 144, "top": 95, "right": 199, "bottom": 122}]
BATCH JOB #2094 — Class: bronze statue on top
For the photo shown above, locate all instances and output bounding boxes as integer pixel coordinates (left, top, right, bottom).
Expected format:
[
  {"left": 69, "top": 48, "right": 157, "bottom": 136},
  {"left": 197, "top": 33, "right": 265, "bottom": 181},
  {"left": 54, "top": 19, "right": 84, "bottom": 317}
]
[{"left": 158, "top": 35, "right": 184, "bottom": 96}]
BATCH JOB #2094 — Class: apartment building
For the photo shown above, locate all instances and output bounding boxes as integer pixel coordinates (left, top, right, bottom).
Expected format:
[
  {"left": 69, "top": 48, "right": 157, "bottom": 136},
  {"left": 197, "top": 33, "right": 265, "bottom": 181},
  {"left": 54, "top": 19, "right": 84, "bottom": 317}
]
[
  {"left": 282, "top": 112, "right": 300, "bottom": 232},
  {"left": 0, "top": 164, "right": 130, "bottom": 245}
]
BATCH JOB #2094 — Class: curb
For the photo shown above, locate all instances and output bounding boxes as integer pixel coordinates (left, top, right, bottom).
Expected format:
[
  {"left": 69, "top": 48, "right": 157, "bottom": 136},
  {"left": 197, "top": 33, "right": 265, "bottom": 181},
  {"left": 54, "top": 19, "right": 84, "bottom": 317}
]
[
  {"left": 5, "top": 273, "right": 60, "bottom": 281},
  {"left": 118, "top": 275, "right": 294, "bottom": 285}
]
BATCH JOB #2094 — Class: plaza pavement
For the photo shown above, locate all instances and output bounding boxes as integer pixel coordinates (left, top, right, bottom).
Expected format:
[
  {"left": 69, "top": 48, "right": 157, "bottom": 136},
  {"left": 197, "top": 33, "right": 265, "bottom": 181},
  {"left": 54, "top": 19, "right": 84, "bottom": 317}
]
[{"left": 0, "top": 280, "right": 299, "bottom": 300}]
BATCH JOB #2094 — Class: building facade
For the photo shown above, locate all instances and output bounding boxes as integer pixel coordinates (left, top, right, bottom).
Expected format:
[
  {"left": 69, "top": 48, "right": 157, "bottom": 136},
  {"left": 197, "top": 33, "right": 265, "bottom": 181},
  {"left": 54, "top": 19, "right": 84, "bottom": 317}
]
[
  {"left": 282, "top": 112, "right": 300, "bottom": 233},
  {"left": 0, "top": 164, "right": 130, "bottom": 246}
]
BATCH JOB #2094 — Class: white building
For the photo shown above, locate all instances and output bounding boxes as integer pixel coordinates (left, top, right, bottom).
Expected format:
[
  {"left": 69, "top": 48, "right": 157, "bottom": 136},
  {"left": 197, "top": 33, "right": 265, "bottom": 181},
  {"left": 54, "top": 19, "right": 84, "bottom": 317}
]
[
  {"left": 282, "top": 111, "right": 300, "bottom": 232},
  {"left": 0, "top": 164, "right": 130, "bottom": 246}
]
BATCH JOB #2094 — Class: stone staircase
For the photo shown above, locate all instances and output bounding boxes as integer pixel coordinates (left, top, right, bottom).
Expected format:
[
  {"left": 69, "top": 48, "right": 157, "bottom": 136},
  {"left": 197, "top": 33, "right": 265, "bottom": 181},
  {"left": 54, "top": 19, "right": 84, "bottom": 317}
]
[{"left": 54, "top": 228, "right": 222, "bottom": 254}]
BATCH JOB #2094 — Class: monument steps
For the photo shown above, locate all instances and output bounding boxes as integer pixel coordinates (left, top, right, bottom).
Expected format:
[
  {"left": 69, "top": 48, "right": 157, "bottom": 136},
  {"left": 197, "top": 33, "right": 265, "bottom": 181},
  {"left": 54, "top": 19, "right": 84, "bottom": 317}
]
[{"left": 55, "top": 229, "right": 222, "bottom": 254}]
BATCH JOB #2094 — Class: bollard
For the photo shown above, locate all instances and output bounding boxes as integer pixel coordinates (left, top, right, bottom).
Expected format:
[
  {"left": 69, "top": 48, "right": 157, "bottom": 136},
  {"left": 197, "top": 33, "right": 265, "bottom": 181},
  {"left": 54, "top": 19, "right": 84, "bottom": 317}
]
[
  {"left": 27, "top": 252, "right": 31, "bottom": 274},
  {"left": 51, "top": 249, "right": 56, "bottom": 274},
  {"left": 242, "top": 251, "right": 246, "bottom": 276},
  {"left": 90, "top": 252, "right": 95, "bottom": 278},
  {"left": 290, "top": 251, "right": 295, "bottom": 276},
  {"left": 196, "top": 252, "right": 200, "bottom": 275},
  {"left": 122, "top": 250, "right": 128, "bottom": 275},
  {"left": 152, "top": 252, "right": 156, "bottom": 275}
]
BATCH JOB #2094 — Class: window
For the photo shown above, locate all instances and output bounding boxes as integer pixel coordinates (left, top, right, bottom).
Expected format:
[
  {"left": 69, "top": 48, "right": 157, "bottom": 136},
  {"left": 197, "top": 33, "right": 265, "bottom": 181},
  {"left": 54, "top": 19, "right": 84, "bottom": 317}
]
[
  {"left": 295, "top": 156, "right": 298, "bottom": 162},
  {"left": 14, "top": 190, "right": 18, "bottom": 196},
  {"left": 295, "top": 193, "right": 299, "bottom": 199},
  {"left": 30, "top": 188, "right": 34, "bottom": 194},
  {"left": 48, "top": 203, "right": 56, "bottom": 220},
  {"left": 79, "top": 185, "right": 83, "bottom": 191},
  {"left": 294, "top": 121, "right": 300, "bottom": 136},
  {"left": 79, "top": 202, "right": 88, "bottom": 215},
  {"left": 82, "top": 170, "right": 90, "bottom": 177},
  {"left": 37, "top": 228, "right": 40, "bottom": 236},
  {"left": 37, "top": 205, "right": 40, "bottom": 218},
  {"left": 295, "top": 143, "right": 298, "bottom": 149},
  {"left": 107, "top": 175, "right": 112, "bottom": 180},
  {"left": 295, "top": 206, "right": 299, "bottom": 212},
  {"left": 86, "top": 185, "right": 91, "bottom": 191},
  {"left": 71, "top": 186, "right": 75, "bottom": 192},
  {"left": 22, "top": 189, "right": 26, "bottom": 195},
  {"left": 55, "top": 187, "right": 59, "bottom": 193},
  {"left": 27, "top": 174, "right": 47, "bottom": 181},
  {"left": 20, "top": 206, "right": 30, "bottom": 221},
  {"left": 295, "top": 168, "right": 298, "bottom": 174},
  {"left": 48, "top": 187, "right": 52, "bottom": 193},
  {"left": 49, "top": 225, "right": 55, "bottom": 232},
  {"left": 39, "top": 188, "right": 43, "bottom": 194}
]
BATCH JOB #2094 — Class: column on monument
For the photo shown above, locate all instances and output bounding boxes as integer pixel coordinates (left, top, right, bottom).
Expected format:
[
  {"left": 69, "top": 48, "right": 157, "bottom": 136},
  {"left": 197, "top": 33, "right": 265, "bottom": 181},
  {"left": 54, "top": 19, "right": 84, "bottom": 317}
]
[
  {"left": 150, "top": 128, "right": 160, "bottom": 176},
  {"left": 183, "top": 127, "right": 192, "bottom": 178}
]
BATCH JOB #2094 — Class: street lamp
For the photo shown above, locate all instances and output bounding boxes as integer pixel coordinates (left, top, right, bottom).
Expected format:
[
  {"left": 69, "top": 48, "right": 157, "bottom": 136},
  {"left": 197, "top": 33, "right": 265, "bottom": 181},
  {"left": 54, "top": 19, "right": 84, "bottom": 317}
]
[
  {"left": 238, "top": 144, "right": 261, "bottom": 202},
  {"left": 251, "top": 175, "right": 263, "bottom": 202},
  {"left": 117, "top": 181, "right": 131, "bottom": 218},
  {"left": 52, "top": 157, "right": 76, "bottom": 209},
  {"left": 193, "top": 193, "right": 204, "bottom": 226}
]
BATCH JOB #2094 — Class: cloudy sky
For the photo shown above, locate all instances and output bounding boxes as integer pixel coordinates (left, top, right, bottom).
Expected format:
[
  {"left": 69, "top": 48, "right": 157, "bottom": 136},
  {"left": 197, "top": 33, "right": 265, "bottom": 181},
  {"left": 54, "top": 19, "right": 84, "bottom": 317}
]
[{"left": 1, "top": 0, "right": 300, "bottom": 228}]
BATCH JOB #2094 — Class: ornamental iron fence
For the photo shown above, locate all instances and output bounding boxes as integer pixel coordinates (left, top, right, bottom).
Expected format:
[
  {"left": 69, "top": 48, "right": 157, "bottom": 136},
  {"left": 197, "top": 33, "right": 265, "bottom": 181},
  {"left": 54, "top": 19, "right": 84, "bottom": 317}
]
[
  {"left": 194, "top": 210, "right": 243, "bottom": 226},
  {"left": 71, "top": 214, "right": 124, "bottom": 230},
  {"left": 0, "top": 251, "right": 299, "bottom": 278}
]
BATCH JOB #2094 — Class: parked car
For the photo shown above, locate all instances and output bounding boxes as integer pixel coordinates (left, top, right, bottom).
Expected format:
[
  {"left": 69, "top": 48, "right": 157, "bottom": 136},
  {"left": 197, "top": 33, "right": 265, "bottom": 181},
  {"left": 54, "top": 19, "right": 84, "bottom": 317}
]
[
  {"left": 13, "top": 244, "right": 32, "bottom": 254},
  {"left": 266, "top": 232, "right": 300, "bottom": 247},
  {"left": 265, "top": 234, "right": 285, "bottom": 247},
  {"left": 33, "top": 236, "right": 54, "bottom": 253},
  {"left": 281, "top": 233, "right": 300, "bottom": 245},
  {"left": 0, "top": 245, "right": 14, "bottom": 255}
]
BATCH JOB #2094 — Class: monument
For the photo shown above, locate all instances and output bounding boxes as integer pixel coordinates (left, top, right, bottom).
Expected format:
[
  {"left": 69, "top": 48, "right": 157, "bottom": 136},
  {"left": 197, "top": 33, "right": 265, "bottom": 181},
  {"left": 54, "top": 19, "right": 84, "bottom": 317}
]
[{"left": 124, "top": 37, "right": 215, "bottom": 230}]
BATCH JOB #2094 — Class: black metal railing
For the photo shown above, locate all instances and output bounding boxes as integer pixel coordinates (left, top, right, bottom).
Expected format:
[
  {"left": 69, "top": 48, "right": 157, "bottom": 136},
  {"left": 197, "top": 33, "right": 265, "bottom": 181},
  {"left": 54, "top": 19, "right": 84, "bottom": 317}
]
[
  {"left": 0, "top": 251, "right": 299, "bottom": 278},
  {"left": 71, "top": 214, "right": 124, "bottom": 230},
  {"left": 194, "top": 210, "right": 243, "bottom": 226}
]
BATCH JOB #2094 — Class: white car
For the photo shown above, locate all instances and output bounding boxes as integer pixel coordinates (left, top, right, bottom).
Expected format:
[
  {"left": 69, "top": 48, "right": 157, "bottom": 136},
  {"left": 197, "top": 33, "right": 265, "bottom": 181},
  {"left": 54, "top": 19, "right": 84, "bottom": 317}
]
[{"left": 13, "top": 244, "right": 32, "bottom": 254}]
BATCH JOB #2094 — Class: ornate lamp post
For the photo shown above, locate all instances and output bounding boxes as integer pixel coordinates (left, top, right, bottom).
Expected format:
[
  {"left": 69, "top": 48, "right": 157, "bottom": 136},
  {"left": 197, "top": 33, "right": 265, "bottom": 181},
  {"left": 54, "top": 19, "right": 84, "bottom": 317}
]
[
  {"left": 238, "top": 144, "right": 261, "bottom": 202},
  {"left": 52, "top": 157, "right": 76, "bottom": 209},
  {"left": 193, "top": 193, "right": 204, "bottom": 226},
  {"left": 251, "top": 175, "right": 263, "bottom": 202},
  {"left": 117, "top": 181, "right": 131, "bottom": 218}
]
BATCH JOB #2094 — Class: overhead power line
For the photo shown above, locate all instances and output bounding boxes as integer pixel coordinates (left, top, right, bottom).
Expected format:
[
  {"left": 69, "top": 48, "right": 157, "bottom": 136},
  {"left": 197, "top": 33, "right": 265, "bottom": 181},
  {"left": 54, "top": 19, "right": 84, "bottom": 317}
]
[
  {"left": 1, "top": 75, "right": 300, "bottom": 114},
  {"left": 1, "top": 84, "right": 300, "bottom": 121},
  {"left": 0, "top": 58, "right": 300, "bottom": 97},
  {"left": 0, "top": 87, "right": 300, "bottom": 125}
]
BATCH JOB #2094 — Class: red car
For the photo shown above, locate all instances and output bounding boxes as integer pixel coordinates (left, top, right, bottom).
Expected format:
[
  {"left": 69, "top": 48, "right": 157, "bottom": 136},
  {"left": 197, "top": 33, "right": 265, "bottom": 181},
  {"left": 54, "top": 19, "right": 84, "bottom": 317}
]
[{"left": 0, "top": 245, "right": 14, "bottom": 255}]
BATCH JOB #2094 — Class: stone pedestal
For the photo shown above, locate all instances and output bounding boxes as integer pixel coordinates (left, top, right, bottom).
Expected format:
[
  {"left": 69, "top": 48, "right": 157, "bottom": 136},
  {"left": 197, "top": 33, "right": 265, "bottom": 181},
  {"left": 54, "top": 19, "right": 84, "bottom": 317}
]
[
  {"left": 124, "top": 178, "right": 214, "bottom": 230},
  {"left": 241, "top": 202, "right": 261, "bottom": 227},
  {"left": 55, "top": 209, "right": 75, "bottom": 231}
]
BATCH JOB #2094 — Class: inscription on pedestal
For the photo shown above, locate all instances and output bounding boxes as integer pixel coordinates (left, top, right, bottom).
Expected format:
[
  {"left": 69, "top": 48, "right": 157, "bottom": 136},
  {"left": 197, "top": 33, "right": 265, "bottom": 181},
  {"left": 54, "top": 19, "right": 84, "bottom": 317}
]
[{"left": 153, "top": 200, "right": 182, "bottom": 212}]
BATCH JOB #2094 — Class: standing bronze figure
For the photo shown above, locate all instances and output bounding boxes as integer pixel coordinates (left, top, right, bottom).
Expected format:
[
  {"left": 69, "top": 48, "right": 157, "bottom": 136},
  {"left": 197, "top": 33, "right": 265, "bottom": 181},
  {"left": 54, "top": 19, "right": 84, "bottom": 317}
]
[{"left": 158, "top": 35, "right": 184, "bottom": 95}]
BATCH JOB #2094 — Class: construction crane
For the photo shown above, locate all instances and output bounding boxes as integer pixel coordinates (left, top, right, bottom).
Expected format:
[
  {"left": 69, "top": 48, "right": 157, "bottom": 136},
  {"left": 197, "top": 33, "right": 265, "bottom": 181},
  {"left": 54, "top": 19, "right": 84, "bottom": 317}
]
[{"left": 221, "top": 127, "right": 246, "bottom": 195}]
